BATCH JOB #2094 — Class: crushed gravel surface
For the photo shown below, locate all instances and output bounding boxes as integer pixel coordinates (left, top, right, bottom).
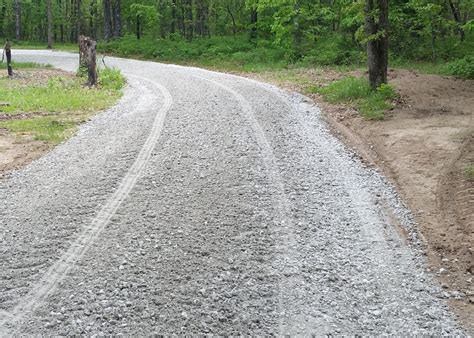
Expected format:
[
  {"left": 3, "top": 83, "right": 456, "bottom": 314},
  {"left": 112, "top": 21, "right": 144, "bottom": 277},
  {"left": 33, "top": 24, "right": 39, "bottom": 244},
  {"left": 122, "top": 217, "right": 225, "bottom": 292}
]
[{"left": 0, "top": 50, "right": 467, "bottom": 335}]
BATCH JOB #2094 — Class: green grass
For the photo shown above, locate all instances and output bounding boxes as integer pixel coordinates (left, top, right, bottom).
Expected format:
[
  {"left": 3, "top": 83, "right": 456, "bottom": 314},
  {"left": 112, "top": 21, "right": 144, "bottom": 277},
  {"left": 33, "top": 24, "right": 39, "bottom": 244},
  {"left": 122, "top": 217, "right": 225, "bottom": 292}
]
[
  {"left": 0, "top": 66, "right": 125, "bottom": 144},
  {"left": 0, "top": 61, "right": 51, "bottom": 70},
  {"left": 308, "top": 76, "right": 397, "bottom": 120},
  {"left": 465, "top": 164, "right": 474, "bottom": 180},
  {"left": 11, "top": 41, "right": 78, "bottom": 52},
  {"left": 390, "top": 59, "right": 449, "bottom": 75},
  {"left": 0, "top": 117, "right": 76, "bottom": 143},
  {"left": 0, "top": 68, "right": 123, "bottom": 115}
]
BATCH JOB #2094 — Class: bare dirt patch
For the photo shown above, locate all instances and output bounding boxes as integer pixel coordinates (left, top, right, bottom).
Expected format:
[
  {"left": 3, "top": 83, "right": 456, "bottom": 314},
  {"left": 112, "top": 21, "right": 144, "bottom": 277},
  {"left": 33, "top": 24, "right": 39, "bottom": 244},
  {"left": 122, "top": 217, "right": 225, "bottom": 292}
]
[
  {"left": 244, "top": 68, "right": 474, "bottom": 333},
  {"left": 0, "top": 129, "right": 50, "bottom": 178},
  {"left": 4, "top": 68, "right": 75, "bottom": 86}
]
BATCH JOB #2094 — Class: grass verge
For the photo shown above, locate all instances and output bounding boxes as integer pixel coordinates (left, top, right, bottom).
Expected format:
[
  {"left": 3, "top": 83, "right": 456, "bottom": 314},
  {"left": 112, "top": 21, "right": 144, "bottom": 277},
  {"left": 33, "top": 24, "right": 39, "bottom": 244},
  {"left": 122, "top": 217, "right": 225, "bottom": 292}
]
[
  {"left": 0, "top": 65, "right": 125, "bottom": 144},
  {"left": 11, "top": 41, "right": 78, "bottom": 52},
  {"left": 307, "top": 76, "right": 397, "bottom": 120},
  {"left": 0, "top": 62, "right": 51, "bottom": 70}
]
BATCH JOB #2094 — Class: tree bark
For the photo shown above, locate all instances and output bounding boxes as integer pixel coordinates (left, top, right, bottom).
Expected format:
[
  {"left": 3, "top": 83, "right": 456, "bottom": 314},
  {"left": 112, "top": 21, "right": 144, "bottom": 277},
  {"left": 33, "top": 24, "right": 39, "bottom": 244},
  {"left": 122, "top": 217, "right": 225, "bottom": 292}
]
[
  {"left": 249, "top": 7, "right": 258, "bottom": 42},
  {"left": 365, "top": 0, "right": 389, "bottom": 90},
  {"left": 112, "top": 0, "right": 121, "bottom": 38},
  {"left": 293, "top": 2, "right": 302, "bottom": 59},
  {"left": 185, "top": 0, "right": 193, "bottom": 40},
  {"left": 76, "top": 0, "right": 82, "bottom": 39},
  {"left": 103, "top": 0, "right": 112, "bottom": 40},
  {"left": 15, "top": 0, "right": 21, "bottom": 40},
  {"left": 447, "top": 0, "right": 465, "bottom": 42},
  {"left": 171, "top": 0, "right": 177, "bottom": 34},
  {"left": 136, "top": 16, "right": 141, "bottom": 40},
  {"left": 47, "top": 0, "right": 53, "bottom": 49},
  {"left": 79, "top": 35, "right": 97, "bottom": 86}
]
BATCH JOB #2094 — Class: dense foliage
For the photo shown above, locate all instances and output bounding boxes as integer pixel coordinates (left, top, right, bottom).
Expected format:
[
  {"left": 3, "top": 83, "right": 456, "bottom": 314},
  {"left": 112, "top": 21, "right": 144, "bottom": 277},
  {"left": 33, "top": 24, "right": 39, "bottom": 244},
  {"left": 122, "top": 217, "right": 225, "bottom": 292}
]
[{"left": 1, "top": 0, "right": 473, "bottom": 72}]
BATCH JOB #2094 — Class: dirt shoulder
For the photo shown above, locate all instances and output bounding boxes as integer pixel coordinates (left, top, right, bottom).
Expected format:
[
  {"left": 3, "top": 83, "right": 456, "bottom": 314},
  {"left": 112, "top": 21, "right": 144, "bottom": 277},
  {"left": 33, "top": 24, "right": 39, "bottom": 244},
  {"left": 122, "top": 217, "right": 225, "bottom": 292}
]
[{"left": 247, "top": 68, "right": 473, "bottom": 333}]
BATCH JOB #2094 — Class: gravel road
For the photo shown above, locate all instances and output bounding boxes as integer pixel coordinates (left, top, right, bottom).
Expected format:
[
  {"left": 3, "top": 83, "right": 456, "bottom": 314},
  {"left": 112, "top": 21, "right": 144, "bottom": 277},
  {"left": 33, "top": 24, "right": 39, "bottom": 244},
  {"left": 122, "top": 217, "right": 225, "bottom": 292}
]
[{"left": 0, "top": 50, "right": 466, "bottom": 335}]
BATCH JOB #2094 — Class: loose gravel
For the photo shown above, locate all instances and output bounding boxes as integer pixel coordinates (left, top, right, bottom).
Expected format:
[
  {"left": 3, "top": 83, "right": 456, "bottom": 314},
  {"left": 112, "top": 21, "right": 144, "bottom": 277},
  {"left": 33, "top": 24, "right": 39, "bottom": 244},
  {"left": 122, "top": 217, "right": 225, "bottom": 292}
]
[{"left": 0, "top": 50, "right": 466, "bottom": 335}]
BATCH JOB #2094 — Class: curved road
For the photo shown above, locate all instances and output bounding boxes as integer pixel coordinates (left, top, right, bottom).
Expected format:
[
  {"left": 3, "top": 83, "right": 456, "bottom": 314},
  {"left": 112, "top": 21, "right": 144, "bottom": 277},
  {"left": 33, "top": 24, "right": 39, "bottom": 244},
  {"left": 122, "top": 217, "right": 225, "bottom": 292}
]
[{"left": 0, "top": 50, "right": 465, "bottom": 335}]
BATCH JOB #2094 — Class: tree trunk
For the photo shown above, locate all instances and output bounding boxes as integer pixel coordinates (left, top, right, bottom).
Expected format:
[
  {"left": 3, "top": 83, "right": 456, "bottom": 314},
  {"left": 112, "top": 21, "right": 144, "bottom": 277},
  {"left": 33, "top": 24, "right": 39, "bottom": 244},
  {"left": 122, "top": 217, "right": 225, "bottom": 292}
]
[
  {"left": 76, "top": 0, "right": 82, "bottom": 39},
  {"left": 249, "top": 7, "right": 258, "bottom": 42},
  {"left": 447, "top": 0, "right": 465, "bottom": 42},
  {"left": 15, "top": 0, "right": 21, "bottom": 40},
  {"left": 47, "top": 0, "right": 53, "bottom": 49},
  {"left": 79, "top": 35, "right": 97, "bottom": 86},
  {"left": 185, "top": 0, "right": 193, "bottom": 40},
  {"left": 171, "top": 0, "right": 177, "bottom": 34},
  {"left": 103, "top": 0, "right": 112, "bottom": 40},
  {"left": 136, "top": 16, "right": 141, "bottom": 40},
  {"left": 5, "top": 41, "right": 13, "bottom": 76},
  {"left": 293, "top": 2, "right": 302, "bottom": 59},
  {"left": 365, "top": 0, "right": 389, "bottom": 90},
  {"left": 113, "top": 0, "right": 121, "bottom": 38}
]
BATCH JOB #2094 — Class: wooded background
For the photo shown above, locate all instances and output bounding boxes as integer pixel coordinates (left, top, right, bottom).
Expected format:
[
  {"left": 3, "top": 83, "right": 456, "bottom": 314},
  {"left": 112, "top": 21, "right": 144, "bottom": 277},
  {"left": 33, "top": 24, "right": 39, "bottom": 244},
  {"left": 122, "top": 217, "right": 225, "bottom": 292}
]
[{"left": 1, "top": 0, "right": 473, "bottom": 65}]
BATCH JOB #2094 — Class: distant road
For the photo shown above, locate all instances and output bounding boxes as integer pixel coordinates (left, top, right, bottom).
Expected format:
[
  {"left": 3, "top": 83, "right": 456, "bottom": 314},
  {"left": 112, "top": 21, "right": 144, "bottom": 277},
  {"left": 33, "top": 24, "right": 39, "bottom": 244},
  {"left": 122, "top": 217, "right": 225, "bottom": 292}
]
[{"left": 0, "top": 50, "right": 464, "bottom": 335}]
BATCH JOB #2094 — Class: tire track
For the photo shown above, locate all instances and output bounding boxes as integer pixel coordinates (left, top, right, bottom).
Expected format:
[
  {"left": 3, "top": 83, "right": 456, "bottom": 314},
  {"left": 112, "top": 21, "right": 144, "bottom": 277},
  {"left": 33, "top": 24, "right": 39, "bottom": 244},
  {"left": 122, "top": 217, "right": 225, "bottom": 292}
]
[
  {"left": 191, "top": 75, "right": 306, "bottom": 335},
  {"left": 0, "top": 75, "right": 173, "bottom": 334}
]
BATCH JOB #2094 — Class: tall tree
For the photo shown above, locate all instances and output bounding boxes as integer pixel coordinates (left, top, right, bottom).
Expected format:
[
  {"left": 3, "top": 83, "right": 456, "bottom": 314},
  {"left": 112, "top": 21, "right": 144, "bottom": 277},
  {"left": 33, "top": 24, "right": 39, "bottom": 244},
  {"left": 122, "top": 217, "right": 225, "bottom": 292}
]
[
  {"left": 171, "top": 0, "right": 177, "bottom": 34},
  {"left": 185, "top": 0, "right": 193, "bottom": 40},
  {"left": 15, "top": 0, "right": 20, "bottom": 40},
  {"left": 249, "top": 5, "right": 257, "bottom": 41},
  {"left": 447, "top": 0, "right": 466, "bottom": 41},
  {"left": 113, "top": 0, "right": 121, "bottom": 38},
  {"left": 365, "top": 0, "right": 389, "bottom": 89},
  {"left": 103, "top": 0, "right": 112, "bottom": 40},
  {"left": 47, "top": 0, "right": 53, "bottom": 48}
]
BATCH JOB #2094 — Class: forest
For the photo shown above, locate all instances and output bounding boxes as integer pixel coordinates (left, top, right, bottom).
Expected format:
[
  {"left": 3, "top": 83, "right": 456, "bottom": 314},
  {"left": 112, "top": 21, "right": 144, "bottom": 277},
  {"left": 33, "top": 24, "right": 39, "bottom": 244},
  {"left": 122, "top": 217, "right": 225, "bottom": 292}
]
[{"left": 0, "top": 0, "right": 473, "bottom": 78}]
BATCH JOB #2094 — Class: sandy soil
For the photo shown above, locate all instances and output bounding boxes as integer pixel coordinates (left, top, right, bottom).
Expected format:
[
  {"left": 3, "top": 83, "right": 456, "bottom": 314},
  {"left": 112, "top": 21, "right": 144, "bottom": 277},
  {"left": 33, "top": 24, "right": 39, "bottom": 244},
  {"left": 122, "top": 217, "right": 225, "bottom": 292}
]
[
  {"left": 253, "top": 69, "right": 473, "bottom": 333},
  {"left": 0, "top": 131, "right": 49, "bottom": 178}
]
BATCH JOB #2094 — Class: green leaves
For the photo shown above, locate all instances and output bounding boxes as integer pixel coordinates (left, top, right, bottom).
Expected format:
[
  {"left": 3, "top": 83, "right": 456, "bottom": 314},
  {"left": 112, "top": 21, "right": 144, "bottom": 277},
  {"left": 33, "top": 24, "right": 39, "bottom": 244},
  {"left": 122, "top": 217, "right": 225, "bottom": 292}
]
[{"left": 130, "top": 3, "right": 158, "bottom": 28}]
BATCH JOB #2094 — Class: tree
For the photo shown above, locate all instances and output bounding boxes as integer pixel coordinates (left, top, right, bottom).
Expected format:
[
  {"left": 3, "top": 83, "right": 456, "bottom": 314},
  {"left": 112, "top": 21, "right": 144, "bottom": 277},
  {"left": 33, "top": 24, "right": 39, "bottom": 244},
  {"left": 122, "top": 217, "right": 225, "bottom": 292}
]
[
  {"left": 130, "top": 3, "right": 158, "bottom": 40},
  {"left": 113, "top": 0, "right": 121, "bottom": 38},
  {"left": 104, "top": 0, "right": 112, "bottom": 40},
  {"left": 47, "top": 0, "right": 53, "bottom": 48},
  {"left": 15, "top": 0, "right": 20, "bottom": 40},
  {"left": 184, "top": 0, "right": 193, "bottom": 40},
  {"left": 249, "top": 5, "right": 257, "bottom": 41},
  {"left": 224, "top": 0, "right": 245, "bottom": 38},
  {"left": 365, "top": 0, "right": 389, "bottom": 89}
]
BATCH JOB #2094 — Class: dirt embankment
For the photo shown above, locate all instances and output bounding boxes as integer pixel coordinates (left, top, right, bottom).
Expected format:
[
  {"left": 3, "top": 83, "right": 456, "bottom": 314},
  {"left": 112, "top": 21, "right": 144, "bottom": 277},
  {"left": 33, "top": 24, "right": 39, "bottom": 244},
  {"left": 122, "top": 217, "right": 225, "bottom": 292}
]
[{"left": 314, "top": 70, "right": 473, "bottom": 332}]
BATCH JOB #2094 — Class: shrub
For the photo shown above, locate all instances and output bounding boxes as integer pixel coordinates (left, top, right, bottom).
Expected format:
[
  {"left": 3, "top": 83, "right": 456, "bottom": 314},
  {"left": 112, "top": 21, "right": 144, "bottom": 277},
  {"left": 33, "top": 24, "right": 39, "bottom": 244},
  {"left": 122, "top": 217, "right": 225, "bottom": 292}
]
[
  {"left": 98, "top": 67, "right": 126, "bottom": 90},
  {"left": 313, "top": 77, "right": 396, "bottom": 120},
  {"left": 445, "top": 56, "right": 474, "bottom": 79}
]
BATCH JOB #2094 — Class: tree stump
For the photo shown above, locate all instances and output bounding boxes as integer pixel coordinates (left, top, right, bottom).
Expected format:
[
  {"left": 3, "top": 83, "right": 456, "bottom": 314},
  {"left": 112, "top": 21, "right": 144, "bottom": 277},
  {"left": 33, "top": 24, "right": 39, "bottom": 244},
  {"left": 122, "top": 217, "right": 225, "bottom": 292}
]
[
  {"left": 78, "top": 35, "right": 97, "bottom": 86},
  {"left": 5, "top": 41, "right": 13, "bottom": 77}
]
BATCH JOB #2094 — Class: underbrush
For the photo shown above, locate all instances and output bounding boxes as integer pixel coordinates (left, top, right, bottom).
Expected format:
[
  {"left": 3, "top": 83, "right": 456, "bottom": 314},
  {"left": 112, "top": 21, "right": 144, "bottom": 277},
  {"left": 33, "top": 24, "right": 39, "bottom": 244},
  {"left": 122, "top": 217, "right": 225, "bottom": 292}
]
[
  {"left": 444, "top": 56, "right": 474, "bottom": 79},
  {"left": 308, "top": 77, "right": 397, "bottom": 120},
  {"left": 100, "top": 35, "right": 288, "bottom": 72},
  {"left": 0, "top": 64, "right": 125, "bottom": 144}
]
